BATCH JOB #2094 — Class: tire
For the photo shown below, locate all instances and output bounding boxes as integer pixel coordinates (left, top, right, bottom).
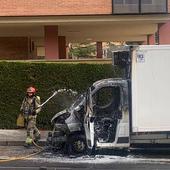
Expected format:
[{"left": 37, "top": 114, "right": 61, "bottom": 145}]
[{"left": 68, "top": 134, "right": 87, "bottom": 154}]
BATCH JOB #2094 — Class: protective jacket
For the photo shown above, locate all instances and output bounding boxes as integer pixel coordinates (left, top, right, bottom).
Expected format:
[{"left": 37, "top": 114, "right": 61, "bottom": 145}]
[{"left": 20, "top": 95, "right": 41, "bottom": 119}]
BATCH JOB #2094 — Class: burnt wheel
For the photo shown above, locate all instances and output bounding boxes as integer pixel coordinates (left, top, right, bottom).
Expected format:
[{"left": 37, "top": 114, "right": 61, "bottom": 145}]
[{"left": 68, "top": 135, "right": 87, "bottom": 154}]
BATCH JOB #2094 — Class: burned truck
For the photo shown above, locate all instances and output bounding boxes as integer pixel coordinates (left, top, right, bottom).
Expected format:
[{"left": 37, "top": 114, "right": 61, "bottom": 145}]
[
  {"left": 47, "top": 79, "right": 129, "bottom": 154},
  {"left": 47, "top": 45, "right": 170, "bottom": 154}
]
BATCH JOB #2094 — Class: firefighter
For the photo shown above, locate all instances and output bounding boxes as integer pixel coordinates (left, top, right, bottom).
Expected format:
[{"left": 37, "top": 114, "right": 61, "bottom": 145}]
[{"left": 20, "top": 86, "right": 41, "bottom": 147}]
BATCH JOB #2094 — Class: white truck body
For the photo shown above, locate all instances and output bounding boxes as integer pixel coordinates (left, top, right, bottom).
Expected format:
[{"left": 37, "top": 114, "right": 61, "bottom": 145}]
[{"left": 132, "top": 45, "right": 170, "bottom": 133}]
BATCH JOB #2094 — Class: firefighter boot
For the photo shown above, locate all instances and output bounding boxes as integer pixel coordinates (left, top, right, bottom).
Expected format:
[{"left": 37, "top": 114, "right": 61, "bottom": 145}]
[{"left": 24, "top": 136, "right": 33, "bottom": 148}]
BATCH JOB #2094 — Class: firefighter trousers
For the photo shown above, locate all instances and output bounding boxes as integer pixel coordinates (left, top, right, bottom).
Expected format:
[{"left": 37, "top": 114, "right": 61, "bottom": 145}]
[{"left": 25, "top": 116, "right": 40, "bottom": 143}]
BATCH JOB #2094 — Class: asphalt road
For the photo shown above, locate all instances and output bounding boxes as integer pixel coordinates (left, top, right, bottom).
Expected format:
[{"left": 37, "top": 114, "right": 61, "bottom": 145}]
[
  {"left": 1, "top": 147, "right": 170, "bottom": 170},
  {"left": 0, "top": 160, "right": 170, "bottom": 170}
]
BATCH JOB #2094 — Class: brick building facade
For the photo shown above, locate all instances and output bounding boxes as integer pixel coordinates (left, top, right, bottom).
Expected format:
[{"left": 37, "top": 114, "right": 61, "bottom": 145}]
[
  {"left": 0, "top": 0, "right": 169, "bottom": 60},
  {"left": 0, "top": 0, "right": 112, "bottom": 16}
]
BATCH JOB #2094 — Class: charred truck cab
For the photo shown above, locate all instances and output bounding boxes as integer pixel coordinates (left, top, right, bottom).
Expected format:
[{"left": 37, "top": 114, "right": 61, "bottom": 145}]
[{"left": 48, "top": 45, "right": 170, "bottom": 154}]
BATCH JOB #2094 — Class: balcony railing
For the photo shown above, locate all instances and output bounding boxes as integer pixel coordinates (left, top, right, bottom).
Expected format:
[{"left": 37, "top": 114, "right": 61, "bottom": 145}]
[{"left": 113, "top": 0, "right": 168, "bottom": 14}]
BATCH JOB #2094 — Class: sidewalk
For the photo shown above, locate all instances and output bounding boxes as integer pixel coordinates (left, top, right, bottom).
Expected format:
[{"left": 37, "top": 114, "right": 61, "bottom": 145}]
[{"left": 0, "top": 129, "right": 49, "bottom": 146}]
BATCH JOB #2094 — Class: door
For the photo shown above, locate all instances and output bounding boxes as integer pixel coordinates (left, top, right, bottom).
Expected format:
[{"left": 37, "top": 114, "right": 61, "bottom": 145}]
[
  {"left": 92, "top": 86, "right": 122, "bottom": 143},
  {"left": 84, "top": 87, "right": 95, "bottom": 149}
]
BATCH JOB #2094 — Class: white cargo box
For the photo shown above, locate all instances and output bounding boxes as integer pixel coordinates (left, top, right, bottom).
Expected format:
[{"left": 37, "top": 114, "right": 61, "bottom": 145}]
[{"left": 132, "top": 45, "right": 170, "bottom": 132}]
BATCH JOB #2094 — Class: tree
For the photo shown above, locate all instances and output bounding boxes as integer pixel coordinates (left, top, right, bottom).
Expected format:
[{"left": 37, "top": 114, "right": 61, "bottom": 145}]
[{"left": 69, "top": 43, "right": 96, "bottom": 59}]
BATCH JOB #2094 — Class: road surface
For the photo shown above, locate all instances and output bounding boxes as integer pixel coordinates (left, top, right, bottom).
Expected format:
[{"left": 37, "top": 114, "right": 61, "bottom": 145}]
[{"left": 1, "top": 146, "right": 170, "bottom": 170}]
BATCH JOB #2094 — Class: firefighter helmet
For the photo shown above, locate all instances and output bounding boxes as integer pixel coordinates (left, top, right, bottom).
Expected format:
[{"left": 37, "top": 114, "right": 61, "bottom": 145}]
[{"left": 27, "top": 87, "right": 36, "bottom": 94}]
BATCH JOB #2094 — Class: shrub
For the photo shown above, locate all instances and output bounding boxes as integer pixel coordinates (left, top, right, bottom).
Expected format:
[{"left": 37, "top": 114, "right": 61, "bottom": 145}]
[{"left": 0, "top": 62, "right": 122, "bottom": 129}]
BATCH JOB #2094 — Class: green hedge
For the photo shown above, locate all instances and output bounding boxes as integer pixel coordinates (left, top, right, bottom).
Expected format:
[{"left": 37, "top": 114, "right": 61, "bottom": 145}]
[{"left": 0, "top": 62, "right": 122, "bottom": 129}]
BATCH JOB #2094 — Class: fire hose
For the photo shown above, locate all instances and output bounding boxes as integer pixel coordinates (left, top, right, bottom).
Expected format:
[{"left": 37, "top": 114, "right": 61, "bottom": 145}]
[{"left": 0, "top": 141, "right": 44, "bottom": 163}]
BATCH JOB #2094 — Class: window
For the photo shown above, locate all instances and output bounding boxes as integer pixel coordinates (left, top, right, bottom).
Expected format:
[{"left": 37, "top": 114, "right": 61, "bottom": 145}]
[
  {"left": 141, "top": 0, "right": 152, "bottom": 4},
  {"left": 93, "top": 87, "right": 114, "bottom": 108},
  {"left": 141, "top": 0, "right": 167, "bottom": 13},
  {"left": 125, "top": 0, "right": 138, "bottom": 4},
  {"left": 114, "top": 0, "right": 138, "bottom": 4},
  {"left": 92, "top": 86, "right": 120, "bottom": 110},
  {"left": 113, "top": 0, "right": 167, "bottom": 14},
  {"left": 114, "top": 0, "right": 123, "bottom": 4},
  {"left": 113, "top": 0, "right": 139, "bottom": 14}
]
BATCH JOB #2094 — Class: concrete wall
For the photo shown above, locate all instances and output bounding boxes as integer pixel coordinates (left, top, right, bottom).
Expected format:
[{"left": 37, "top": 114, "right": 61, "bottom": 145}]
[
  {"left": 0, "top": 37, "right": 28, "bottom": 60},
  {"left": 0, "top": 0, "right": 112, "bottom": 16}
]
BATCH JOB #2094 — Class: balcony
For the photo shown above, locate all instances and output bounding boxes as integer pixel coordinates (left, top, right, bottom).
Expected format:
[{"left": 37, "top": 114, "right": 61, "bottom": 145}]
[{"left": 113, "top": 0, "right": 168, "bottom": 14}]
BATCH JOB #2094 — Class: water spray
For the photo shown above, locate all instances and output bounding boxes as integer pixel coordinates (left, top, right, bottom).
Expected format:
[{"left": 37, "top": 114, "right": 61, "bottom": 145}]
[{"left": 39, "top": 89, "right": 78, "bottom": 108}]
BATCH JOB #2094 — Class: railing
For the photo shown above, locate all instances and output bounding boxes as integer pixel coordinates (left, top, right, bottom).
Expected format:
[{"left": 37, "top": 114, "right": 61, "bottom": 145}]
[{"left": 113, "top": 0, "right": 168, "bottom": 14}]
